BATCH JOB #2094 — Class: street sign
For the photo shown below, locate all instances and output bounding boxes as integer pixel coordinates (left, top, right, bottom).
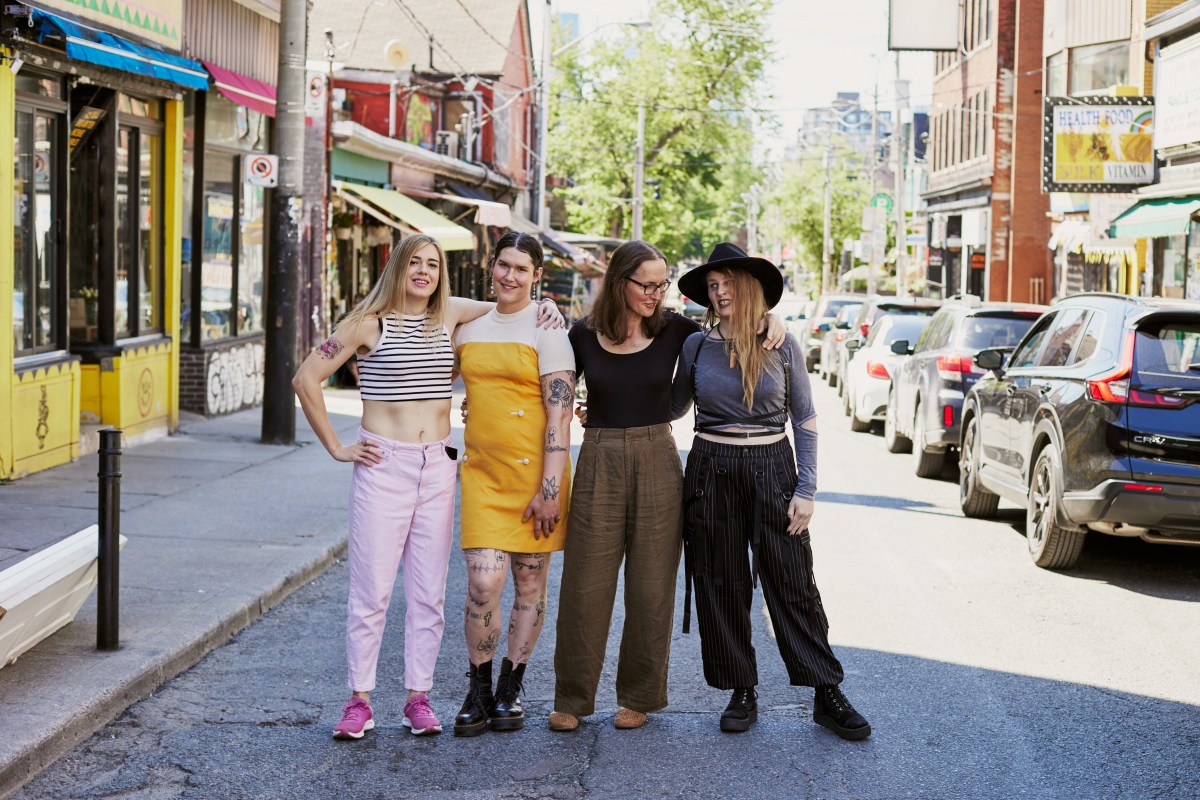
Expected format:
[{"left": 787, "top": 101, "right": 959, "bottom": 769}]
[
  {"left": 870, "top": 192, "right": 894, "bottom": 212},
  {"left": 244, "top": 154, "right": 279, "bottom": 188},
  {"left": 305, "top": 72, "right": 326, "bottom": 118}
]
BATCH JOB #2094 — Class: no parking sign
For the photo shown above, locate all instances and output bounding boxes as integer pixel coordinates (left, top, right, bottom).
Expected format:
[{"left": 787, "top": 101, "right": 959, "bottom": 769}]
[{"left": 243, "top": 154, "right": 279, "bottom": 187}]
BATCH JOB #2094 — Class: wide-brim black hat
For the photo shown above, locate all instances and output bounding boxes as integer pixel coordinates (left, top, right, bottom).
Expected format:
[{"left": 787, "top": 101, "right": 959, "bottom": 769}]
[{"left": 678, "top": 242, "right": 784, "bottom": 310}]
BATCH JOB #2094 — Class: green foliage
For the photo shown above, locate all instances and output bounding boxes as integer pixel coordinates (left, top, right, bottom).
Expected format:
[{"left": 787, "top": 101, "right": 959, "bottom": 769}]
[{"left": 548, "top": 0, "right": 772, "bottom": 259}]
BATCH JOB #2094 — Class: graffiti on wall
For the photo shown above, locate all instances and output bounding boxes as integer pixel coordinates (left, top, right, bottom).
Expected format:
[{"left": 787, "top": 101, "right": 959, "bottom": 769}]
[{"left": 206, "top": 342, "right": 265, "bottom": 416}]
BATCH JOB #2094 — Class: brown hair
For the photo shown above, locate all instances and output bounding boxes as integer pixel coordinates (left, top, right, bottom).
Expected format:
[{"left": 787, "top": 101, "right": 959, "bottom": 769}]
[
  {"left": 585, "top": 239, "right": 668, "bottom": 344},
  {"left": 491, "top": 230, "right": 544, "bottom": 272},
  {"left": 338, "top": 233, "right": 448, "bottom": 340},
  {"left": 703, "top": 268, "right": 778, "bottom": 409}
]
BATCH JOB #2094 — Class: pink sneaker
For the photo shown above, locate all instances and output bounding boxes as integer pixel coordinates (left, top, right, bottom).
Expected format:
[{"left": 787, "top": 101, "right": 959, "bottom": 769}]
[
  {"left": 332, "top": 696, "right": 374, "bottom": 740},
  {"left": 402, "top": 693, "right": 442, "bottom": 736}
]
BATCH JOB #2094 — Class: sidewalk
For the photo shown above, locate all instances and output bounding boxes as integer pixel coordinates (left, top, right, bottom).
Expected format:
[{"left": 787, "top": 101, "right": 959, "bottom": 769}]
[{"left": 0, "top": 390, "right": 372, "bottom": 798}]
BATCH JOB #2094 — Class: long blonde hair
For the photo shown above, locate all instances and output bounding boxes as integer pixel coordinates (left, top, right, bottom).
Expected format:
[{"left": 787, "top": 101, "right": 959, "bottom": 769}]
[
  {"left": 339, "top": 234, "right": 449, "bottom": 339},
  {"left": 703, "top": 268, "right": 778, "bottom": 409}
]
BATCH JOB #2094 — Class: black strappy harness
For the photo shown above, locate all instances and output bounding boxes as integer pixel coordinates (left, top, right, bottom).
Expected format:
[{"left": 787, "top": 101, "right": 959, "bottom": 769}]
[{"left": 682, "top": 335, "right": 790, "bottom": 633}]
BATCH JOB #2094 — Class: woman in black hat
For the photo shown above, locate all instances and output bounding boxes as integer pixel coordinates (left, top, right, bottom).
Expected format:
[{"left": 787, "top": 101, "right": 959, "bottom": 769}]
[{"left": 670, "top": 242, "right": 871, "bottom": 740}]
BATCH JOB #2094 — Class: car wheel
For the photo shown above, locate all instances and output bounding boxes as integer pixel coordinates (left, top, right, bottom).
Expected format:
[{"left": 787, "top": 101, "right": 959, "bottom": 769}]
[
  {"left": 842, "top": 383, "right": 852, "bottom": 416},
  {"left": 912, "top": 401, "right": 946, "bottom": 478},
  {"left": 826, "top": 368, "right": 837, "bottom": 387},
  {"left": 1027, "top": 446, "right": 1086, "bottom": 569},
  {"left": 884, "top": 391, "right": 912, "bottom": 453},
  {"left": 849, "top": 389, "right": 871, "bottom": 432},
  {"left": 959, "top": 416, "right": 999, "bottom": 518}
]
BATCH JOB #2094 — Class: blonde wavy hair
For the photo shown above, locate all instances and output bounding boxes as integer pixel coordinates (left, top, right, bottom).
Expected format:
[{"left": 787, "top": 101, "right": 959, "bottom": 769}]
[
  {"left": 338, "top": 234, "right": 449, "bottom": 340},
  {"left": 703, "top": 268, "right": 779, "bottom": 410}
]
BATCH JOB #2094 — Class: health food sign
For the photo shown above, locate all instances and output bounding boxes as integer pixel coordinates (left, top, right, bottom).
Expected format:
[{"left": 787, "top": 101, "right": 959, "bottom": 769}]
[{"left": 1042, "top": 97, "right": 1155, "bottom": 193}]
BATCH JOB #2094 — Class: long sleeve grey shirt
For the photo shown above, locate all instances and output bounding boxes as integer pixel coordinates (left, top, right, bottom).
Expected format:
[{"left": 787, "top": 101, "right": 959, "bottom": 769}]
[{"left": 670, "top": 331, "right": 818, "bottom": 499}]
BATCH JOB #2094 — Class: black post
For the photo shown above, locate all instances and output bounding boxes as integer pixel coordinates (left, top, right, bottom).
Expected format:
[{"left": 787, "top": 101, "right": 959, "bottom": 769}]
[{"left": 97, "top": 428, "right": 122, "bottom": 651}]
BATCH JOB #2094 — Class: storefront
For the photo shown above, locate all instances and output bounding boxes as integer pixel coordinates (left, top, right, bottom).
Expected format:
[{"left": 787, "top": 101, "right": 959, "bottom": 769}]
[
  {"left": 927, "top": 205, "right": 989, "bottom": 298},
  {"left": 2, "top": 3, "right": 201, "bottom": 478},
  {"left": 1109, "top": 197, "right": 1200, "bottom": 299}
]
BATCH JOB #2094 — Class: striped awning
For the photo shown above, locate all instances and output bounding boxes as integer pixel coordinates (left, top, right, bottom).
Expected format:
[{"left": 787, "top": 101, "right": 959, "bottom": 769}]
[{"left": 334, "top": 181, "right": 475, "bottom": 251}]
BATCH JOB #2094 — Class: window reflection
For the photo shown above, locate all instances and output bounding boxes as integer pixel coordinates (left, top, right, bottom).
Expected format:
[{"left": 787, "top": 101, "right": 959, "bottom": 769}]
[
  {"left": 239, "top": 182, "right": 265, "bottom": 335},
  {"left": 116, "top": 128, "right": 132, "bottom": 337},
  {"left": 202, "top": 159, "right": 235, "bottom": 340},
  {"left": 140, "top": 131, "right": 162, "bottom": 332}
]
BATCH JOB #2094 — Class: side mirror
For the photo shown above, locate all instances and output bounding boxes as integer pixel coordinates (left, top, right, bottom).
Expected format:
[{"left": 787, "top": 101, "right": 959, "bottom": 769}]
[
  {"left": 796, "top": 312, "right": 807, "bottom": 320},
  {"left": 845, "top": 338, "right": 861, "bottom": 352},
  {"left": 975, "top": 348, "right": 1006, "bottom": 372},
  {"left": 817, "top": 322, "right": 831, "bottom": 333},
  {"left": 890, "top": 339, "right": 911, "bottom": 355}
]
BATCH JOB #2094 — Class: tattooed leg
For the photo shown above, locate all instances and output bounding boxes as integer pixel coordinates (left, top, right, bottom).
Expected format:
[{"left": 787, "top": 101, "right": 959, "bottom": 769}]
[
  {"left": 507, "top": 552, "right": 551, "bottom": 665},
  {"left": 464, "top": 548, "right": 507, "bottom": 665}
]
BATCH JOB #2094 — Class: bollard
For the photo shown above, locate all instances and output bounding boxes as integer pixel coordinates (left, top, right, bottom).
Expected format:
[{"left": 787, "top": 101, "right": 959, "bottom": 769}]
[{"left": 97, "top": 428, "right": 122, "bottom": 651}]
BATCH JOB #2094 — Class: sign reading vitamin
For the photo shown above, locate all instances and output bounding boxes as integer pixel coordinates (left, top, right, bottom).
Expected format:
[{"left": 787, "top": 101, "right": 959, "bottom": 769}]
[{"left": 1042, "top": 97, "right": 1156, "bottom": 193}]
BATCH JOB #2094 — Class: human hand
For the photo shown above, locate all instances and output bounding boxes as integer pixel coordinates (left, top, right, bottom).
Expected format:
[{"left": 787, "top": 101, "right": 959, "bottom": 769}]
[
  {"left": 535, "top": 297, "right": 566, "bottom": 329},
  {"left": 760, "top": 312, "right": 786, "bottom": 350},
  {"left": 522, "top": 492, "right": 562, "bottom": 540},
  {"left": 575, "top": 401, "right": 587, "bottom": 425},
  {"left": 460, "top": 396, "right": 469, "bottom": 422},
  {"left": 333, "top": 439, "right": 383, "bottom": 466},
  {"left": 787, "top": 496, "right": 813, "bottom": 534}
]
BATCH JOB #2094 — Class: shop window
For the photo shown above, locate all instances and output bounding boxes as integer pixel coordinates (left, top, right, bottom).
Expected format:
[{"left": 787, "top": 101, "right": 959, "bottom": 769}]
[
  {"left": 238, "top": 184, "right": 266, "bottom": 335},
  {"left": 205, "top": 95, "right": 267, "bottom": 151},
  {"left": 1046, "top": 51, "right": 1067, "bottom": 96},
  {"left": 1188, "top": 230, "right": 1200, "bottom": 302},
  {"left": 1162, "top": 234, "right": 1187, "bottom": 299},
  {"left": 1069, "top": 42, "right": 1129, "bottom": 95},
  {"left": 13, "top": 109, "right": 62, "bottom": 356},
  {"left": 201, "top": 157, "right": 235, "bottom": 341},
  {"left": 181, "top": 94, "right": 196, "bottom": 346}
]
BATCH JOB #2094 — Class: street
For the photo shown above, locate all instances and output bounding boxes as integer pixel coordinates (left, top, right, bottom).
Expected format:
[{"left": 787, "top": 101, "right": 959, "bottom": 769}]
[{"left": 15, "top": 378, "right": 1200, "bottom": 800}]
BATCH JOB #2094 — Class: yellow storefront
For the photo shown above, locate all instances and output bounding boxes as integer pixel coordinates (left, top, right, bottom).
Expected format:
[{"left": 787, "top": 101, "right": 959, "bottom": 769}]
[{"left": 1, "top": 1, "right": 196, "bottom": 479}]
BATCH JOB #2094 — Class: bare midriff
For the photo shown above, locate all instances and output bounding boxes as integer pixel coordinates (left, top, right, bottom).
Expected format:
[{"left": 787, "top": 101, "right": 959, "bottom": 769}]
[{"left": 360, "top": 397, "right": 452, "bottom": 443}]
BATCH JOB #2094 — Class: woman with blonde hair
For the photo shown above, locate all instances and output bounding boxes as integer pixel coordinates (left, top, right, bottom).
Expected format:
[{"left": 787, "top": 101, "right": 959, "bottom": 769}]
[
  {"left": 293, "top": 233, "right": 561, "bottom": 741},
  {"left": 670, "top": 243, "right": 871, "bottom": 740}
]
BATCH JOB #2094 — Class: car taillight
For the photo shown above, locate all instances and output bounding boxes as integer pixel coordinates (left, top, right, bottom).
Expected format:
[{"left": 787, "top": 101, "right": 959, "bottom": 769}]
[
  {"left": 866, "top": 361, "right": 890, "bottom": 380},
  {"left": 860, "top": 322, "right": 870, "bottom": 337},
  {"left": 812, "top": 324, "right": 823, "bottom": 334},
  {"left": 834, "top": 332, "right": 845, "bottom": 343},
  {"left": 1127, "top": 390, "right": 1190, "bottom": 408},
  {"left": 1086, "top": 331, "right": 1135, "bottom": 404},
  {"left": 1122, "top": 483, "right": 1162, "bottom": 492},
  {"left": 943, "top": 405, "right": 954, "bottom": 427},
  {"left": 937, "top": 353, "right": 981, "bottom": 382}
]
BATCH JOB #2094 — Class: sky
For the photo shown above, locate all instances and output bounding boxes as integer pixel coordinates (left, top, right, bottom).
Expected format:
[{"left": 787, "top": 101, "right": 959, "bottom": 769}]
[{"left": 528, "top": 0, "right": 934, "bottom": 156}]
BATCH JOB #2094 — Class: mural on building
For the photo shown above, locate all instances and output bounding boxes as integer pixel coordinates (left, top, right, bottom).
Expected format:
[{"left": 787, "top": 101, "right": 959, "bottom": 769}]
[
  {"left": 206, "top": 342, "right": 265, "bottom": 416},
  {"left": 36, "top": 0, "right": 183, "bottom": 49}
]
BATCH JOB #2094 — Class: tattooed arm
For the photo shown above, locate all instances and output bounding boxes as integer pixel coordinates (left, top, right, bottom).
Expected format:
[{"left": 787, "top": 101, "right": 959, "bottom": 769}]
[
  {"left": 292, "top": 316, "right": 384, "bottom": 466},
  {"left": 522, "top": 369, "right": 575, "bottom": 539}
]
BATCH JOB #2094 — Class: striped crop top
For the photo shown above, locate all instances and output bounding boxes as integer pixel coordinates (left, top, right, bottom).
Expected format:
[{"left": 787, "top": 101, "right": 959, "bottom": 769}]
[{"left": 357, "top": 314, "right": 454, "bottom": 402}]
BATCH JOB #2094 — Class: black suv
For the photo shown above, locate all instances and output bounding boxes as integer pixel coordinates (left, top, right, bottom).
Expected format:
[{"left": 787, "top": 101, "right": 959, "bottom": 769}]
[
  {"left": 887, "top": 298, "right": 1046, "bottom": 477},
  {"left": 959, "top": 293, "right": 1200, "bottom": 569}
]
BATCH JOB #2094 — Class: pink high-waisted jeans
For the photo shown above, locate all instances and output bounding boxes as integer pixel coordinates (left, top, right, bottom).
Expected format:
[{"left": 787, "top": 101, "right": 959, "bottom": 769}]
[{"left": 346, "top": 428, "right": 457, "bottom": 693}]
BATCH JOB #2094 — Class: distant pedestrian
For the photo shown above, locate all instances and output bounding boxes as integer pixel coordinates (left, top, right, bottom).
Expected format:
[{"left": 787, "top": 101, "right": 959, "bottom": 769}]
[
  {"left": 670, "top": 243, "right": 871, "bottom": 740},
  {"left": 549, "top": 240, "right": 786, "bottom": 733},
  {"left": 452, "top": 230, "right": 576, "bottom": 736},
  {"left": 293, "top": 233, "right": 562, "bottom": 741}
]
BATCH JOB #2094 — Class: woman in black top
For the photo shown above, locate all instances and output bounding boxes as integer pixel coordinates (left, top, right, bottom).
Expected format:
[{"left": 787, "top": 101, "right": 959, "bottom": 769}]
[{"left": 549, "top": 240, "right": 783, "bottom": 732}]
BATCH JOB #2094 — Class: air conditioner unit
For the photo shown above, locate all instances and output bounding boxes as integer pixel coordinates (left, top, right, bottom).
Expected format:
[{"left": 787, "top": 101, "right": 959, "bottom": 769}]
[{"left": 435, "top": 130, "right": 460, "bottom": 158}]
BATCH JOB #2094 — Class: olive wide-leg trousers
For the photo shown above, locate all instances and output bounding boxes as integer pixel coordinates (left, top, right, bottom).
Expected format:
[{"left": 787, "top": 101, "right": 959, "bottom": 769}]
[{"left": 554, "top": 424, "right": 684, "bottom": 717}]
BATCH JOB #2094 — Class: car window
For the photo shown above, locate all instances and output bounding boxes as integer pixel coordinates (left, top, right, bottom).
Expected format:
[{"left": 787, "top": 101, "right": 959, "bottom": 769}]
[
  {"left": 1133, "top": 319, "right": 1200, "bottom": 389},
  {"left": 957, "top": 313, "right": 1040, "bottom": 351},
  {"left": 1073, "top": 311, "right": 1104, "bottom": 364},
  {"left": 884, "top": 316, "right": 933, "bottom": 346},
  {"left": 865, "top": 316, "right": 893, "bottom": 346},
  {"left": 826, "top": 299, "right": 859, "bottom": 317},
  {"left": 1038, "top": 309, "right": 1089, "bottom": 367},
  {"left": 914, "top": 311, "right": 948, "bottom": 353},
  {"left": 1008, "top": 311, "right": 1058, "bottom": 369}
]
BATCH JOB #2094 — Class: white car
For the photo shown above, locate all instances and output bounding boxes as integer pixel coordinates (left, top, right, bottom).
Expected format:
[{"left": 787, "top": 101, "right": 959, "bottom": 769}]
[{"left": 843, "top": 315, "right": 934, "bottom": 433}]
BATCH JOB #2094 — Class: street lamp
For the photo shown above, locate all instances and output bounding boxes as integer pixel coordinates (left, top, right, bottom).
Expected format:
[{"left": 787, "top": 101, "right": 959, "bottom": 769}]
[{"left": 536, "top": 6, "right": 650, "bottom": 232}]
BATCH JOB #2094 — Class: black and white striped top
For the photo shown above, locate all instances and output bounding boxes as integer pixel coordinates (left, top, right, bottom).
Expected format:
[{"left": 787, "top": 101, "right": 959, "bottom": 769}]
[{"left": 357, "top": 314, "right": 454, "bottom": 402}]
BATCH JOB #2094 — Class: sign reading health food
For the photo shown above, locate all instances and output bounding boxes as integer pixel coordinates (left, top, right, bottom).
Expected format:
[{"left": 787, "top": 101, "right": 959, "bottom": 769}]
[{"left": 1042, "top": 97, "right": 1155, "bottom": 193}]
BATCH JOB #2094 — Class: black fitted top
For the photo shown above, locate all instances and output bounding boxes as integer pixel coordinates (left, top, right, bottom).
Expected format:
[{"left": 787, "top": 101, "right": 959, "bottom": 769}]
[{"left": 569, "top": 312, "right": 702, "bottom": 428}]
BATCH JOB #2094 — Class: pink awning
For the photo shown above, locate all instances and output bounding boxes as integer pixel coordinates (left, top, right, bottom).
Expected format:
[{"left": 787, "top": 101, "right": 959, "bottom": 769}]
[{"left": 202, "top": 60, "right": 276, "bottom": 117}]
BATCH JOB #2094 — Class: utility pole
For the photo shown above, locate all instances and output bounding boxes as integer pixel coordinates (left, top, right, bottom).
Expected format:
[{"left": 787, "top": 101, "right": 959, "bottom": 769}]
[
  {"left": 867, "top": 79, "right": 880, "bottom": 296},
  {"left": 537, "top": 0, "right": 552, "bottom": 231},
  {"left": 261, "top": 0, "right": 307, "bottom": 445},
  {"left": 822, "top": 146, "right": 833, "bottom": 294},
  {"left": 632, "top": 102, "right": 645, "bottom": 240},
  {"left": 894, "top": 53, "right": 909, "bottom": 298}
]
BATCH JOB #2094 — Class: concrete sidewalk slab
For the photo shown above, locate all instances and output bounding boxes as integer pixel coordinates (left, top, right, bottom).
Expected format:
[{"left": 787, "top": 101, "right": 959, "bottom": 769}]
[{"left": 0, "top": 391, "right": 364, "bottom": 799}]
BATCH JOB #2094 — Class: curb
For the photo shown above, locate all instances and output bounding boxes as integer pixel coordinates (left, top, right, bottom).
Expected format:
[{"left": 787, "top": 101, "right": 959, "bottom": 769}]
[{"left": 0, "top": 537, "right": 348, "bottom": 800}]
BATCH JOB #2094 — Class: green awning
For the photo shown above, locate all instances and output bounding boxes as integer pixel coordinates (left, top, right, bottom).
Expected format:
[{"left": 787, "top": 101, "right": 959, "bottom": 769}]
[
  {"left": 1108, "top": 196, "right": 1200, "bottom": 239},
  {"left": 334, "top": 181, "right": 475, "bottom": 251}
]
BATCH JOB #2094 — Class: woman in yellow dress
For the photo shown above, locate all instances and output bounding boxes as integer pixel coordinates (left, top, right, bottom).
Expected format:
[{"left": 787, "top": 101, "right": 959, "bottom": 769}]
[{"left": 452, "top": 231, "right": 576, "bottom": 736}]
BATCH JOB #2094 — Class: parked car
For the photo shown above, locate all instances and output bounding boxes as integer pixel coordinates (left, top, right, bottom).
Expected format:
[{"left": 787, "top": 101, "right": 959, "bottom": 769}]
[
  {"left": 681, "top": 297, "right": 707, "bottom": 322},
  {"left": 843, "top": 314, "right": 934, "bottom": 433},
  {"left": 959, "top": 293, "right": 1200, "bottom": 569},
  {"left": 818, "top": 303, "right": 863, "bottom": 387},
  {"left": 887, "top": 298, "right": 1047, "bottom": 477},
  {"left": 801, "top": 292, "right": 864, "bottom": 372},
  {"left": 836, "top": 296, "right": 942, "bottom": 395}
]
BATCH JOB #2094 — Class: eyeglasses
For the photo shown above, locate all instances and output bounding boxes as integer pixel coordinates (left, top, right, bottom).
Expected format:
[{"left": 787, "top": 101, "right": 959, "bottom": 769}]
[{"left": 625, "top": 277, "right": 671, "bottom": 296}]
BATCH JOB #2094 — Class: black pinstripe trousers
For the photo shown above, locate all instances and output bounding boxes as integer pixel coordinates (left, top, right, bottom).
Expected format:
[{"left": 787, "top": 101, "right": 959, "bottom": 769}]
[{"left": 683, "top": 437, "right": 844, "bottom": 690}]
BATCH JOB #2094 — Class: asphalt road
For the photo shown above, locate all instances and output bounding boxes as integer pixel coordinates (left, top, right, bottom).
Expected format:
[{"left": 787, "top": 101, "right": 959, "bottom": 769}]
[{"left": 16, "top": 377, "right": 1200, "bottom": 800}]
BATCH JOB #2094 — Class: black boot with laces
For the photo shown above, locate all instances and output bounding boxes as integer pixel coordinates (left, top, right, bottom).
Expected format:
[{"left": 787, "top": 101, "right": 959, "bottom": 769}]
[
  {"left": 813, "top": 684, "right": 871, "bottom": 740},
  {"left": 719, "top": 687, "right": 758, "bottom": 732},
  {"left": 453, "top": 660, "right": 494, "bottom": 737},
  {"left": 489, "top": 657, "right": 526, "bottom": 731}
]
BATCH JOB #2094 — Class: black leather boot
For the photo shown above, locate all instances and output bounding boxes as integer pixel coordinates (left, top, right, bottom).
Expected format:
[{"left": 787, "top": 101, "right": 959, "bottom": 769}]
[
  {"left": 813, "top": 684, "right": 871, "bottom": 741},
  {"left": 719, "top": 687, "right": 758, "bottom": 732},
  {"left": 489, "top": 657, "right": 526, "bottom": 731},
  {"left": 453, "top": 660, "right": 494, "bottom": 737}
]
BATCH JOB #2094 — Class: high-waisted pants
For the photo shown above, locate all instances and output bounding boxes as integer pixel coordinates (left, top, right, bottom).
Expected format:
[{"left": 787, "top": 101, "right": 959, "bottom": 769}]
[
  {"left": 554, "top": 423, "right": 684, "bottom": 716},
  {"left": 346, "top": 428, "right": 457, "bottom": 693},
  {"left": 683, "top": 436, "right": 844, "bottom": 691}
]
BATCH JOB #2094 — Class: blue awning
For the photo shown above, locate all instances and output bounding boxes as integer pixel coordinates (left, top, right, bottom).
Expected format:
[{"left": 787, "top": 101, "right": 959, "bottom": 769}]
[{"left": 32, "top": 9, "right": 209, "bottom": 91}]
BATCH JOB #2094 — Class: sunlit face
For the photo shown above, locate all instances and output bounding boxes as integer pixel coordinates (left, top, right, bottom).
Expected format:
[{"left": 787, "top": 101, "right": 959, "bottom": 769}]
[
  {"left": 622, "top": 258, "right": 669, "bottom": 319},
  {"left": 404, "top": 243, "right": 441, "bottom": 304},
  {"left": 706, "top": 270, "right": 735, "bottom": 321},
  {"left": 492, "top": 246, "right": 541, "bottom": 305}
]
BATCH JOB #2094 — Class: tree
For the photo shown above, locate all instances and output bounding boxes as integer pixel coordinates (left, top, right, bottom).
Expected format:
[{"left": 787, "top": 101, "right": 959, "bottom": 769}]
[{"left": 548, "top": 0, "right": 772, "bottom": 259}]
